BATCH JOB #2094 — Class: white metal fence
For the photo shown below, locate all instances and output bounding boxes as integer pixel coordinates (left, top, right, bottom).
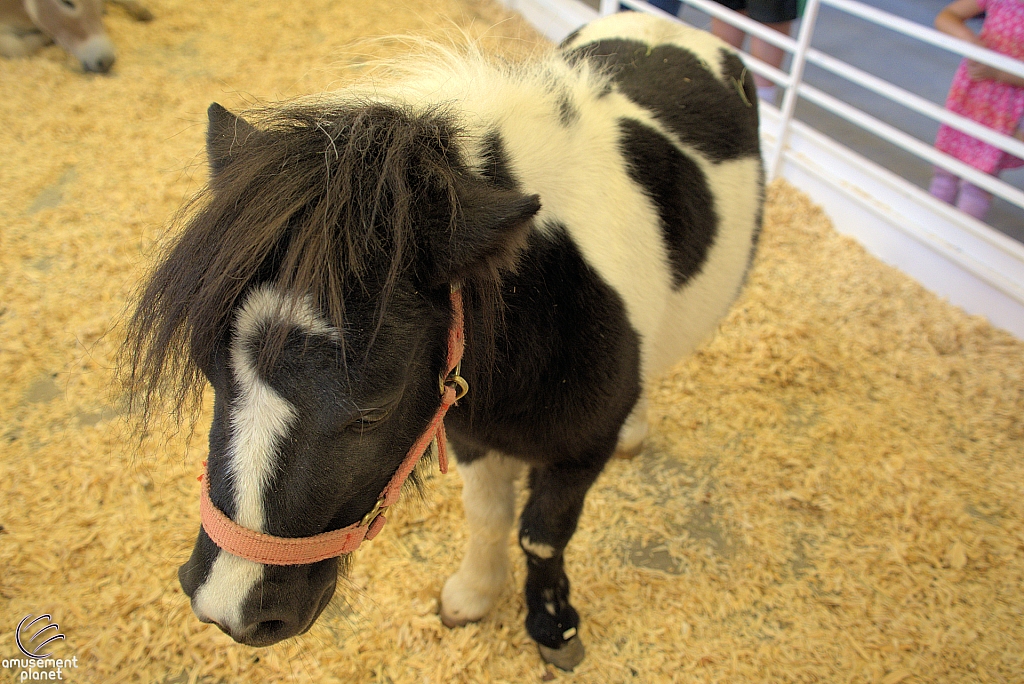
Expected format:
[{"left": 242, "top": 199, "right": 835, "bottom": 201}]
[
  {"left": 622, "top": 0, "right": 1024, "bottom": 206},
  {"left": 502, "top": 0, "right": 1024, "bottom": 338}
]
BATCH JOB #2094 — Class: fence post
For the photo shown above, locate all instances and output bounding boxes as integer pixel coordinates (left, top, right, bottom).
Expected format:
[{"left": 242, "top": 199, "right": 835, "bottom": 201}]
[{"left": 767, "top": 0, "right": 822, "bottom": 180}]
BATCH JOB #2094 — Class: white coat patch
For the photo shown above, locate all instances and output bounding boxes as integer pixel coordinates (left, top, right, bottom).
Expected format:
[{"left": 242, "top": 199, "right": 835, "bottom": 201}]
[
  {"left": 440, "top": 453, "right": 522, "bottom": 626},
  {"left": 192, "top": 284, "right": 337, "bottom": 632},
  {"left": 190, "top": 550, "right": 263, "bottom": 630},
  {"left": 521, "top": 536, "right": 556, "bottom": 559}
]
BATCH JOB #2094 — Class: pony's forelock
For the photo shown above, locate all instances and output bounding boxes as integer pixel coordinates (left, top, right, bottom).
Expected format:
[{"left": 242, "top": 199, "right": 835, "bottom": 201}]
[{"left": 119, "top": 100, "right": 471, "bottom": 437}]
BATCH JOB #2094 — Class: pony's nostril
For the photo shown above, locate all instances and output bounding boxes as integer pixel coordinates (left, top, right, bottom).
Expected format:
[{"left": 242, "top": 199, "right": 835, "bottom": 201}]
[
  {"left": 256, "top": 619, "right": 288, "bottom": 638},
  {"left": 228, "top": 618, "right": 297, "bottom": 646}
]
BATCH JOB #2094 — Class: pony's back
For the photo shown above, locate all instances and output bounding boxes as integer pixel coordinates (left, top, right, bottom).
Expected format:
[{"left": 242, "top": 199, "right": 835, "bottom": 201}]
[{"left": 408, "top": 12, "right": 764, "bottom": 388}]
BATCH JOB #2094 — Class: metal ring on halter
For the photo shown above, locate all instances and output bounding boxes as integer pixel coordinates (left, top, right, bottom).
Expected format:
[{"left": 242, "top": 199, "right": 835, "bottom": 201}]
[
  {"left": 441, "top": 369, "right": 469, "bottom": 401},
  {"left": 439, "top": 356, "right": 469, "bottom": 401},
  {"left": 360, "top": 498, "right": 387, "bottom": 528}
]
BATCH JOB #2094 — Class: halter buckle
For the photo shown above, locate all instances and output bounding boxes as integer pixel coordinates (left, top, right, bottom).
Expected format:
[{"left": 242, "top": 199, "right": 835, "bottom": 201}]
[
  {"left": 444, "top": 372, "right": 470, "bottom": 401},
  {"left": 439, "top": 359, "right": 469, "bottom": 402},
  {"left": 361, "top": 498, "right": 387, "bottom": 528}
]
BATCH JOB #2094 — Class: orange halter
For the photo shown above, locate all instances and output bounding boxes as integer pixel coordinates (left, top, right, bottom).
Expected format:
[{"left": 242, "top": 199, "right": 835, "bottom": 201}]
[{"left": 198, "top": 287, "right": 467, "bottom": 566}]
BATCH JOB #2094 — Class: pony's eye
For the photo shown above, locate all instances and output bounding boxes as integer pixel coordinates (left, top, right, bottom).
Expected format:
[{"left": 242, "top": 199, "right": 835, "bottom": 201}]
[
  {"left": 59, "top": 0, "right": 77, "bottom": 9},
  {"left": 349, "top": 408, "right": 390, "bottom": 433}
]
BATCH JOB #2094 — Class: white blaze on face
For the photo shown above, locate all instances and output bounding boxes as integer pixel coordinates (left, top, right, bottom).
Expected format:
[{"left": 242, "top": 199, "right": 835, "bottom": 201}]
[
  {"left": 192, "top": 284, "right": 335, "bottom": 630},
  {"left": 226, "top": 286, "right": 301, "bottom": 533}
]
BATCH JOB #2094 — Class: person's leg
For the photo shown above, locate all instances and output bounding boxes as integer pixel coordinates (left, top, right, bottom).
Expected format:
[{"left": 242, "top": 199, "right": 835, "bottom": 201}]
[
  {"left": 712, "top": 14, "right": 748, "bottom": 49},
  {"left": 929, "top": 167, "right": 959, "bottom": 204},
  {"left": 750, "top": 20, "right": 792, "bottom": 101},
  {"left": 747, "top": 0, "right": 799, "bottom": 102},
  {"left": 711, "top": 0, "right": 750, "bottom": 48},
  {"left": 956, "top": 181, "right": 992, "bottom": 220}
]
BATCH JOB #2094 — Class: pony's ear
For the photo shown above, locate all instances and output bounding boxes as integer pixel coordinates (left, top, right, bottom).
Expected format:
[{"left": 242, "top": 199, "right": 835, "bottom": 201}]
[
  {"left": 427, "top": 178, "right": 540, "bottom": 285},
  {"left": 206, "top": 103, "right": 258, "bottom": 175}
]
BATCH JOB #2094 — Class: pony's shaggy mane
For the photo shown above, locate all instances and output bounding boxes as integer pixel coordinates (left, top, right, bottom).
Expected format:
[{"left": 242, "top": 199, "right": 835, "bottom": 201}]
[{"left": 119, "top": 100, "right": 476, "bottom": 434}]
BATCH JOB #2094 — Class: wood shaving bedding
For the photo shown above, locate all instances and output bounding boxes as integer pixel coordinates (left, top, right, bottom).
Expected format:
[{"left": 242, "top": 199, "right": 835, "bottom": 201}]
[{"left": 1, "top": 1, "right": 1022, "bottom": 682}]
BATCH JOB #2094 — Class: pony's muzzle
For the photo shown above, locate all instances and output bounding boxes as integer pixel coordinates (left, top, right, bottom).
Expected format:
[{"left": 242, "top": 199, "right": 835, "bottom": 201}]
[
  {"left": 221, "top": 573, "right": 336, "bottom": 647},
  {"left": 178, "top": 538, "right": 338, "bottom": 647}
]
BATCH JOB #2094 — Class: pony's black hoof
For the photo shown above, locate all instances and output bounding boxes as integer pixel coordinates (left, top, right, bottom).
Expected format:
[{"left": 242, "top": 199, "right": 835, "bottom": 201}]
[{"left": 538, "top": 636, "right": 585, "bottom": 671}]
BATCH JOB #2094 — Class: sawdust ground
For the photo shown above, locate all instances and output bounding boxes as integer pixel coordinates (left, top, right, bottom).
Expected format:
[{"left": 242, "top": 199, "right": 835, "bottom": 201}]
[{"left": 1, "top": 1, "right": 1022, "bottom": 683}]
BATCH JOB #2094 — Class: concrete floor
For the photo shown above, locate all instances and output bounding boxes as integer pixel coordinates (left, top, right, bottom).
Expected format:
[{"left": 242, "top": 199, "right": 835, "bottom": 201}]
[{"left": 669, "top": 0, "right": 1024, "bottom": 243}]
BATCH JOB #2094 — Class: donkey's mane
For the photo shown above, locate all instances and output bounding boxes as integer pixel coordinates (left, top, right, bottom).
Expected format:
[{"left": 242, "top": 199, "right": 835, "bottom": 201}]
[{"left": 120, "top": 100, "right": 471, "bottom": 432}]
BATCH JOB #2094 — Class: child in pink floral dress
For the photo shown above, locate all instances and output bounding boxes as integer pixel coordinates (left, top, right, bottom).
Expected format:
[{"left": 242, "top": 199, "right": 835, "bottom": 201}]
[{"left": 929, "top": 0, "right": 1024, "bottom": 220}]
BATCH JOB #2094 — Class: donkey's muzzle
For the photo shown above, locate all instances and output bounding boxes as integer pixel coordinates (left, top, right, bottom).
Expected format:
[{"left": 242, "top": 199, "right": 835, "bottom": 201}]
[{"left": 74, "top": 35, "right": 115, "bottom": 73}]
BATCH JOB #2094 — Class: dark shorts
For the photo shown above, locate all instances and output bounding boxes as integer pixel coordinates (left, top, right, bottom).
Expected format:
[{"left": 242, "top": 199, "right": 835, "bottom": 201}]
[
  {"left": 715, "top": 0, "right": 799, "bottom": 24},
  {"left": 644, "top": 0, "right": 799, "bottom": 24}
]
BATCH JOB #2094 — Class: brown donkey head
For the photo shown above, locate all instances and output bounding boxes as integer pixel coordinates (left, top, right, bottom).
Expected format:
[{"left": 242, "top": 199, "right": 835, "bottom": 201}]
[{"left": 23, "top": 0, "right": 115, "bottom": 72}]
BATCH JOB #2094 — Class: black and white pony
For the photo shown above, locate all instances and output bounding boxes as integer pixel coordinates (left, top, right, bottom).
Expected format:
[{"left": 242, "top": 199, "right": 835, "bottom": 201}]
[{"left": 122, "top": 11, "right": 763, "bottom": 671}]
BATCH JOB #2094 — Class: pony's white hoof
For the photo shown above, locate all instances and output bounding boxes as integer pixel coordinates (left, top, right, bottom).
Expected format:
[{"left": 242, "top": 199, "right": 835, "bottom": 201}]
[
  {"left": 439, "top": 571, "right": 501, "bottom": 628},
  {"left": 614, "top": 439, "right": 645, "bottom": 460},
  {"left": 538, "top": 636, "right": 586, "bottom": 671},
  {"left": 615, "top": 409, "right": 648, "bottom": 458}
]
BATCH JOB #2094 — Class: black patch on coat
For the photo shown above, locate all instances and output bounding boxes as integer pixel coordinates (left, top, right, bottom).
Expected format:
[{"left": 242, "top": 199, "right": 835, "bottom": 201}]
[
  {"left": 558, "top": 26, "right": 583, "bottom": 49},
  {"left": 479, "top": 131, "right": 519, "bottom": 191},
  {"left": 444, "top": 224, "right": 641, "bottom": 651},
  {"left": 564, "top": 40, "right": 760, "bottom": 162},
  {"left": 617, "top": 118, "right": 717, "bottom": 289},
  {"left": 447, "top": 224, "right": 641, "bottom": 467},
  {"left": 557, "top": 92, "right": 580, "bottom": 127},
  {"left": 720, "top": 48, "right": 758, "bottom": 118},
  {"left": 177, "top": 370, "right": 232, "bottom": 599},
  {"left": 751, "top": 164, "right": 766, "bottom": 250}
]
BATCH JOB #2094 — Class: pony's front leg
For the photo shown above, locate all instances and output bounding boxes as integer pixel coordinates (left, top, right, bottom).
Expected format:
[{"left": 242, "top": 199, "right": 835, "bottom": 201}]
[
  {"left": 615, "top": 394, "right": 648, "bottom": 458},
  {"left": 440, "top": 450, "right": 521, "bottom": 627},
  {"left": 519, "top": 458, "right": 608, "bottom": 671}
]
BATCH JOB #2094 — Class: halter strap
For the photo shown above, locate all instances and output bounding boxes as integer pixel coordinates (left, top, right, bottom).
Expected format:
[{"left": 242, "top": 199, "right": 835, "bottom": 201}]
[{"left": 198, "top": 286, "right": 467, "bottom": 566}]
